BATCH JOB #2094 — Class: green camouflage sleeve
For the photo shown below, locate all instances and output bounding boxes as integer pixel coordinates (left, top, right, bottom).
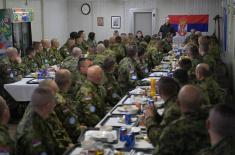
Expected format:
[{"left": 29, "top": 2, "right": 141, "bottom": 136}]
[
  {"left": 76, "top": 86, "right": 101, "bottom": 127},
  {"left": 55, "top": 94, "right": 81, "bottom": 143}
]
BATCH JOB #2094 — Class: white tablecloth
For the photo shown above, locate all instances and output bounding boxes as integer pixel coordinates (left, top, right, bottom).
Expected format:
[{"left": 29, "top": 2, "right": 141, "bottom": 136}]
[{"left": 4, "top": 78, "right": 38, "bottom": 102}]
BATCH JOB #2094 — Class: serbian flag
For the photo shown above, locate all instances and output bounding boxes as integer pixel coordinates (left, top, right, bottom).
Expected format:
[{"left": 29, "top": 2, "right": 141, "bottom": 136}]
[{"left": 169, "top": 15, "right": 209, "bottom": 36}]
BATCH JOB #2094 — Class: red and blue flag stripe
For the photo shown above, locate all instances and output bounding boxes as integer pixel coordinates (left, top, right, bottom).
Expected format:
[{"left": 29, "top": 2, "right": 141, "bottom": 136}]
[{"left": 168, "top": 15, "right": 209, "bottom": 32}]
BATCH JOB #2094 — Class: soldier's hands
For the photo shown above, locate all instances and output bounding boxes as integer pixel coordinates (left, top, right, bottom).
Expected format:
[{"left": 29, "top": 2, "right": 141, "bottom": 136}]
[
  {"left": 144, "top": 105, "right": 155, "bottom": 119},
  {"left": 15, "top": 57, "right": 22, "bottom": 64}
]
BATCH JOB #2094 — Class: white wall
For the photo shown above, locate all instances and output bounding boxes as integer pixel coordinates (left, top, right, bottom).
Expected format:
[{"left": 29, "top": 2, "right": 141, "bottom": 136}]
[
  {"left": 43, "top": 0, "right": 68, "bottom": 45},
  {"left": 68, "top": 0, "right": 222, "bottom": 41},
  {"left": 0, "top": 0, "right": 4, "bottom": 8},
  {"left": 68, "top": 0, "right": 125, "bottom": 42}
]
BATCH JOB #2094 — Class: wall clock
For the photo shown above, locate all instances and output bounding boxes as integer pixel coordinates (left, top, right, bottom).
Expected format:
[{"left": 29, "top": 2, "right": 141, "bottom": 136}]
[{"left": 81, "top": 3, "right": 91, "bottom": 15}]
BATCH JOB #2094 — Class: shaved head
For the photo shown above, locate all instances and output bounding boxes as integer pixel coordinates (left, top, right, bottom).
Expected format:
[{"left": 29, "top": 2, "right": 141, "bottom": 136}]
[
  {"left": 87, "top": 65, "right": 103, "bottom": 84},
  {"left": 96, "top": 44, "right": 105, "bottom": 53},
  {"left": 41, "top": 39, "right": 51, "bottom": 49},
  {"left": 72, "top": 47, "right": 82, "bottom": 57},
  {"left": 178, "top": 85, "right": 202, "bottom": 112},
  {"left": 6, "top": 47, "right": 18, "bottom": 60},
  {"left": 196, "top": 63, "right": 210, "bottom": 79}
]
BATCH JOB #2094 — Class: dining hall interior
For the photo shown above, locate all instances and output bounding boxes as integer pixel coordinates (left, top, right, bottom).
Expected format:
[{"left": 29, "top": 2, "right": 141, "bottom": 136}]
[{"left": 0, "top": 0, "right": 235, "bottom": 154}]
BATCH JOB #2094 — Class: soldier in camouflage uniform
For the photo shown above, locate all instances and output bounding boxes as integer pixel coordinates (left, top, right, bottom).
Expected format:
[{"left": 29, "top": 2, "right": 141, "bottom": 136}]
[
  {"left": 75, "top": 30, "right": 88, "bottom": 54},
  {"left": 195, "top": 63, "right": 223, "bottom": 105},
  {"left": 22, "top": 47, "right": 39, "bottom": 75},
  {"left": 145, "top": 77, "right": 180, "bottom": 145},
  {"left": 59, "top": 38, "right": 75, "bottom": 59},
  {"left": 40, "top": 39, "right": 51, "bottom": 68},
  {"left": 153, "top": 85, "right": 209, "bottom": 155},
  {"left": 60, "top": 47, "right": 83, "bottom": 73},
  {"left": 54, "top": 69, "right": 84, "bottom": 143},
  {"left": 136, "top": 46, "right": 149, "bottom": 78},
  {"left": 70, "top": 58, "right": 93, "bottom": 95},
  {"left": 0, "top": 96, "right": 15, "bottom": 155},
  {"left": 41, "top": 39, "right": 51, "bottom": 58},
  {"left": 102, "top": 57, "right": 122, "bottom": 106},
  {"left": 87, "top": 32, "right": 97, "bottom": 48},
  {"left": 208, "top": 35, "right": 220, "bottom": 61},
  {"left": 103, "top": 39, "right": 116, "bottom": 61},
  {"left": 33, "top": 41, "right": 46, "bottom": 68},
  {"left": 199, "top": 36, "right": 216, "bottom": 73},
  {"left": 93, "top": 44, "right": 108, "bottom": 66},
  {"left": 162, "top": 34, "right": 173, "bottom": 53},
  {"left": 135, "top": 30, "right": 144, "bottom": 46},
  {"left": 20, "top": 81, "right": 73, "bottom": 152},
  {"left": 197, "top": 103, "right": 235, "bottom": 155},
  {"left": 0, "top": 47, "right": 25, "bottom": 86},
  {"left": 146, "top": 40, "right": 164, "bottom": 69},
  {"left": 127, "top": 33, "right": 136, "bottom": 45},
  {"left": 118, "top": 46, "right": 139, "bottom": 95},
  {"left": 185, "top": 43, "right": 202, "bottom": 80},
  {"left": 183, "top": 29, "right": 196, "bottom": 45},
  {"left": 49, "top": 38, "right": 63, "bottom": 65},
  {"left": 110, "top": 36, "right": 126, "bottom": 63},
  {"left": 16, "top": 87, "right": 71, "bottom": 155},
  {"left": 76, "top": 65, "right": 107, "bottom": 127}
]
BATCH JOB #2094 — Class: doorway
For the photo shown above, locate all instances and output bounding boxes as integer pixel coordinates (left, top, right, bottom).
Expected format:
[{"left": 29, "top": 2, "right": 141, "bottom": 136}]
[
  {"left": 134, "top": 12, "right": 152, "bottom": 36},
  {"left": 129, "top": 8, "right": 156, "bottom": 35}
]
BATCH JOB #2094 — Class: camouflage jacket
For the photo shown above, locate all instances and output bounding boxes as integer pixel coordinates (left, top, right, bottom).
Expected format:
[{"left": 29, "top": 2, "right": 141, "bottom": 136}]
[
  {"left": 0, "top": 124, "right": 15, "bottom": 155},
  {"left": 0, "top": 57, "right": 24, "bottom": 85},
  {"left": 93, "top": 53, "right": 107, "bottom": 66},
  {"left": 16, "top": 111, "right": 57, "bottom": 155},
  {"left": 146, "top": 95, "right": 180, "bottom": 146},
  {"left": 61, "top": 56, "right": 79, "bottom": 73},
  {"left": 87, "top": 38, "right": 97, "bottom": 48},
  {"left": 76, "top": 42, "right": 88, "bottom": 54},
  {"left": 19, "top": 105, "right": 72, "bottom": 153},
  {"left": 136, "top": 57, "right": 150, "bottom": 79},
  {"left": 197, "top": 136, "right": 235, "bottom": 155},
  {"left": 153, "top": 111, "right": 210, "bottom": 155},
  {"left": 202, "top": 54, "right": 216, "bottom": 73},
  {"left": 195, "top": 77, "right": 223, "bottom": 105},
  {"left": 70, "top": 71, "right": 87, "bottom": 95},
  {"left": 162, "top": 39, "right": 172, "bottom": 53},
  {"left": 22, "top": 56, "right": 39, "bottom": 74},
  {"left": 35, "top": 52, "right": 50, "bottom": 69},
  {"left": 59, "top": 44, "right": 71, "bottom": 59},
  {"left": 103, "top": 48, "right": 116, "bottom": 61},
  {"left": 118, "top": 57, "right": 139, "bottom": 95},
  {"left": 189, "top": 58, "right": 202, "bottom": 80},
  {"left": 146, "top": 47, "right": 163, "bottom": 69},
  {"left": 48, "top": 48, "right": 63, "bottom": 65},
  {"left": 103, "top": 72, "right": 122, "bottom": 106},
  {"left": 110, "top": 43, "right": 126, "bottom": 63},
  {"left": 76, "top": 80, "right": 107, "bottom": 127},
  {"left": 54, "top": 92, "right": 81, "bottom": 143}
]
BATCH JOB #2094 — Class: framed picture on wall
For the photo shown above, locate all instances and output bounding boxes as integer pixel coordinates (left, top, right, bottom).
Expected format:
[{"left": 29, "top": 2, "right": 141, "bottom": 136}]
[
  {"left": 111, "top": 16, "right": 121, "bottom": 29},
  {"left": 97, "top": 17, "right": 104, "bottom": 26}
]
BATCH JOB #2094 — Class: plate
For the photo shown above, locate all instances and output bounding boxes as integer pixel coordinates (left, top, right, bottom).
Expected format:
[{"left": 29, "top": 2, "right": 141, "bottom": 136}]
[
  {"left": 111, "top": 105, "right": 139, "bottom": 115},
  {"left": 149, "top": 72, "right": 168, "bottom": 77},
  {"left": 99, "top": 115, "right": 138, "bottom": 128}
]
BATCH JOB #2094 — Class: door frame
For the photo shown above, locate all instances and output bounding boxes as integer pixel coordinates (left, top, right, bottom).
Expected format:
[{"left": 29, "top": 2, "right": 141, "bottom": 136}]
[{"left": 129, "top": 8, "right": 156, "bottom": 35}]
